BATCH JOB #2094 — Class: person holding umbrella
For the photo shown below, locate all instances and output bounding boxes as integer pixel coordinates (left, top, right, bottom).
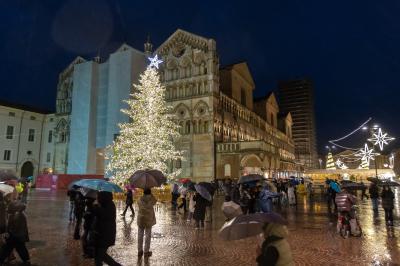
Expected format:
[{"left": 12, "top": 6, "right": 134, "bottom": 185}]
[
  {"left": 381, "top": 186, "right": 395, "bottom": 226},
  {"left": 256, "top": 222, "right": 294, "bottom": 265},
  {"left": 0, "top": 201, "right": 31, "bottom": 266},
  {"left": 90, "top": 191, "right": 121, "bottom": 266},
  {"left": 137, "top": 188, "right": 157, "bottom": 257},
  {"left": 193, "top": 185, "right": 211, "bottom": 229},
  {"left": 73, "top": 192, "right": 85, "bottom": 240},
  {"left": 369, "top": 181, "right": 380, "bottom": 212}
]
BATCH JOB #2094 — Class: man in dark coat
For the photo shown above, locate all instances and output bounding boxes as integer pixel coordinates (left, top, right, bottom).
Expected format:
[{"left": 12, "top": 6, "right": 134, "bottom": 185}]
[
  {"left": 193, "top": 193, "right": 209, "bottom": 229},
  {"left": 74, "top": 193, "right": 85, "bottom": 240},
  {"left": 91, "top": 191, "right": 121, "bottom": 266},
  {"left": 82, "top": 198, "right": 95, "bottom": 258},
  {"left": 381, "top": 186, "right": 395, "bottom": 226},
  {"left": 0, "top": 193, "right": 6, "bottom": 234},
  {"left": 121, "top": 189, "right": 134, "bottom": 217},
  {"left": 0, "top": 201, "right": 30, "bottom": 265},
  {"left": 369, "top": 182, "right": 379, "bottom": 212}
]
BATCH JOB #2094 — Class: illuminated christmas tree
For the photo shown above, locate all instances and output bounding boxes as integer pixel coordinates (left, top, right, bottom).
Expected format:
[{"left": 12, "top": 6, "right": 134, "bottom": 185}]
[
  {"left": 326, "top": 152, "right": 336, "bottom": 170},
  {"left": 359, "top": 157, "right": 369, "bottom": 169},
  {"left": 107, "top": 55, "right": 182, "bottom": 183}
]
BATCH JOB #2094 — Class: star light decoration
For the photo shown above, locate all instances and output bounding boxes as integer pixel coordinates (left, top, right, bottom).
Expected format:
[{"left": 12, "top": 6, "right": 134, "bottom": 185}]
[
  {"left": 148, "top": 54, "right": 163, "bottom": 69},
  {"left": 368, "top": 128, "right": 395, "bottom": 151},
  {"left": 356, "top": 143, "right": 379, "bottom": 165},
  {"left": 335, "top": 159, "right": 348, "bottom": 169}
]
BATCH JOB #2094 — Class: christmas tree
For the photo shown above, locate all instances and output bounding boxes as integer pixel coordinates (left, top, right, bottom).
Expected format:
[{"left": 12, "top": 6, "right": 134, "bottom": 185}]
[
  {"left": 107, "top": 55, "right": 182, "bottom": 183},
  {"left": 359, "top": 157, "right": 369, "bottom": 169},
  {"left": 326, "top": 152, "right": 336, "bottom": 170}
]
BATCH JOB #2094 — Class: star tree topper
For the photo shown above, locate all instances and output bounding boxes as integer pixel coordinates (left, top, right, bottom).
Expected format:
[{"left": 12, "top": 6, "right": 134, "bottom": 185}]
[
  {"left": 356, "top": 143, "right": 379, "bottom": 165},
  {"left": 368, "top": 128, "right": 395, "bottom": 151},
  {"left": 148, "top": 54, "right": 163, "bottom": 69}
]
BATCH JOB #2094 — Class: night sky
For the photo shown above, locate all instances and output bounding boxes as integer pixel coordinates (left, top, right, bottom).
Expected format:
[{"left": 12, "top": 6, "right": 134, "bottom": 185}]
[{"left": 1, "top": 1, "right": 399, "bottom": 154}]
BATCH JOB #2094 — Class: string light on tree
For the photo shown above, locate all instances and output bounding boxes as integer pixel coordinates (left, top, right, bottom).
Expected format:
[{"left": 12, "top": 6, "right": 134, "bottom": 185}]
[
  {"left": 326, "top": 152, "right": 336, "bottom": 170},
  {"left": 107, "top": 55, "right": 182, "bottom": 183},
  {"left": 358, "top": 157, "right": 369, "bottom": 169},
  {"left": 368, "top": 128, "right": 395, "bottom": 151}
]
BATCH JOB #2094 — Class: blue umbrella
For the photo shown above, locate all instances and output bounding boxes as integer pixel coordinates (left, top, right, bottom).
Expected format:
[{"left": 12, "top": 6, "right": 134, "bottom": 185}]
[{"left": 74, "top": 179, "right": 123, "bottom": 193}]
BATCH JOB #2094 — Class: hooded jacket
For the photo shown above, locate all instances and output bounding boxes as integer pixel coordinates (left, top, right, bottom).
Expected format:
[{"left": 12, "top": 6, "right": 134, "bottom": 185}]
[
  {"left": 7, "top": 202, "right": 29, "bottom": 242},
  {"left": 257, "top": 223, "right": 294, "bottom": 266},
  {"left": 91, "top": 200, "right": 116, "bottom": 248},
  {"left": 0, "top": 197, "right": 6, "bottom": 234},
  {"left": 335, "top": 191, "right": 356, "bottom": 212},
  {"left": 381, "top": 188, "right": 394, "bottom": 210},
  {"left": 137, "top": 194, "right": 157, "bottom": 228}
]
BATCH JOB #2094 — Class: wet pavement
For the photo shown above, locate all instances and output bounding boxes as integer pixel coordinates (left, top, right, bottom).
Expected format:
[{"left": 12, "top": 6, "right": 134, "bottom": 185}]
[{"left": 12, "top": 189, "right": 400, "bottom": 265}]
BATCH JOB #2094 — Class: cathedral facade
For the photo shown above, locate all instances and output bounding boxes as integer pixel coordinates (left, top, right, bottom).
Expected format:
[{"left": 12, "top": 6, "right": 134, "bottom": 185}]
[{"left": 53, "top": 29, "right": 300, "bottom": 181}]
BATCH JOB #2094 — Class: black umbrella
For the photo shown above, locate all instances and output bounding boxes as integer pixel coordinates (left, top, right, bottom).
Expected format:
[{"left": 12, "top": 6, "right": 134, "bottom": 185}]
[
  {"left": 194, "top": 184, "right": 212, "bottom": 201},
  {"left": 0, "top": 170, "right": 18, "bottom": 182},
  {"left": 378, "top": 181, "right": 400, "bottom": 187},
  {"left": 78, "top": 187, "right": 97, "bottom": 199},
  {"left": 367, "top": 177, "right": 380, "bottom": 183},
  {"left": 186, "top": 181, "right": 196, "bottom": 191},
  {"left": 198, "top": 182, "right": 216, "bottom": 196},
  {"left": 68, "top": 180, "right": 81, "bottom": 191},
  {"left": 238, "top": 174, "right": 263, "bottom": 184},
  {"left": 342, "top": 183, "right": 366, "bottom": 190}
]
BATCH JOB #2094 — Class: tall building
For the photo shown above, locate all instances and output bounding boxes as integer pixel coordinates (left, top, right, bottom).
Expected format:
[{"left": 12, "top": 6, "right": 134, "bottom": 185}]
[
  {"left": 54, "top": 29, "right": 300, "bottom": 181},
  {"left": 0, "top": 101, "right": 55, "bottom": 177},
  {"left": 278, "top": 79, "right": 318, "bottom": 169}
]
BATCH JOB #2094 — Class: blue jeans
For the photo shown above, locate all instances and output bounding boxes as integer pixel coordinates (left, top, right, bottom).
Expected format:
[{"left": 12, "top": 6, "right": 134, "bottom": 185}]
[{"left": 371, "top": 198, "right": 379, "bottom": 211}]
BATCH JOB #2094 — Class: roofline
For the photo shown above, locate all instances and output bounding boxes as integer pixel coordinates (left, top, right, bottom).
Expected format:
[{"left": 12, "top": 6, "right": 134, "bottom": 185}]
[{"left": 0, "top": 99, "right": 53, "bottom": 114}]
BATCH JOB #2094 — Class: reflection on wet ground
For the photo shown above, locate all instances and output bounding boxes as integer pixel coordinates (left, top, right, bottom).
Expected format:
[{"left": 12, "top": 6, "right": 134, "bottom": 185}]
[{"left": 18, "top": 189, "right": 400, "bottom": 265}]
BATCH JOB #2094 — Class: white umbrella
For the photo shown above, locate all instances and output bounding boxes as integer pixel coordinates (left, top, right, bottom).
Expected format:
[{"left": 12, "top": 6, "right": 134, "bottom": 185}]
[
  {"left": 0, "top": 183, "right": 14, "bottom": 195},
  {"left": 221, "top": 201, "right": 242, "bottom": 220},
  {"left": 130, "top": 169, "right": 166, "bottom": 189}
]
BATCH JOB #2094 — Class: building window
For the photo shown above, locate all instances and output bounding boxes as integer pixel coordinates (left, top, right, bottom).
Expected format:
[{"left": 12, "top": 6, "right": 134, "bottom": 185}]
[
  {"left": 224, "top": 164, "right": 231, "bottom": 177},
  {"left": 185, "top": 121, "right": 191, "bottom": 134},
  {"left": 48, "top": 130, "right": 53, "bottom": 143},
  {"left": 6, "top": 126, "right": 14, "bottom": 139},
  {"left": 28, "top": 129, "right": 35, "bottom": 142},
  {"left": 270, "top": 113, "right": 275, "bottom": 127},
  {"left": 3, "top": 150, "right": 11, "bottom": 161},
  {"left": 46, "top": 152, "right": 51, "bottom": 162},
  {"left": 30, "top": 116, "right": 36, "bottom": 120},
  {"left": 60, "top": 132, "right": 66, "bottom": 143},
  {"left": 8, "top": 112, "right": 15, "bottom": 117},
  {"left": 241, "top": 88, "right": 247, "bottom": 106},
  {"left": 203, "top": 121, "right": 209, "bottom": 133},
  {"left": 176, "top": 158, "right": 182, "bottom": 169}
]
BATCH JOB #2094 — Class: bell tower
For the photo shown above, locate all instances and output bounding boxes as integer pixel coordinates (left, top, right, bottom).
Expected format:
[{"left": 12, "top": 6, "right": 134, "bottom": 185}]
[{"left": 144, "top": 35, "right": 153, "bottom": 56}]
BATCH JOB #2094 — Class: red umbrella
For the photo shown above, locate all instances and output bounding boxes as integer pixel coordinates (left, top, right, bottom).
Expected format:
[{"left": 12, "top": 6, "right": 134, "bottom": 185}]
[{"left": 178, "top": 178, "right": 191, "bottom": 184}]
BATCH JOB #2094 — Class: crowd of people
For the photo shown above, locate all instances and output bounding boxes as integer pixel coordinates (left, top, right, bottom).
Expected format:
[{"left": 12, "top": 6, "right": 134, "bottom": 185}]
[
  {"left": 326, "top": 179, "right": 396, "bottom": 229},
  {"left": 0, "top": 185, "right": 31, "bottom": 266}
]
